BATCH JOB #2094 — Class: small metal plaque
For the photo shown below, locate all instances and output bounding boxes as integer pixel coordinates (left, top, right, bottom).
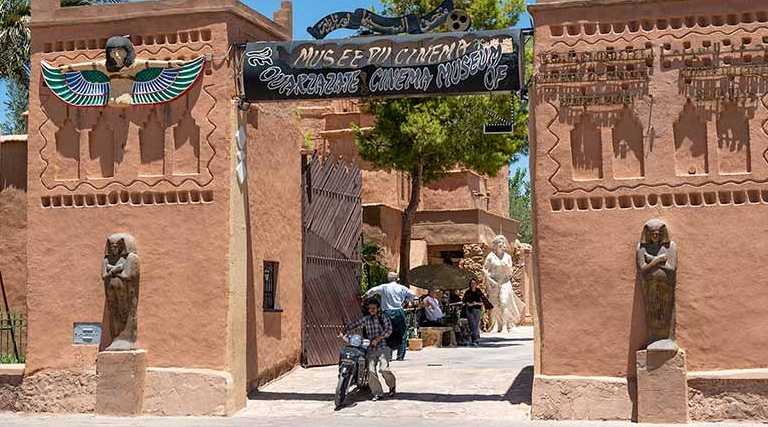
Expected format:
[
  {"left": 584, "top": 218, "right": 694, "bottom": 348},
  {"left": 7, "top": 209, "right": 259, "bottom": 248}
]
[{"left": 73, "top": 323, "right": 102, "bottom": 345}]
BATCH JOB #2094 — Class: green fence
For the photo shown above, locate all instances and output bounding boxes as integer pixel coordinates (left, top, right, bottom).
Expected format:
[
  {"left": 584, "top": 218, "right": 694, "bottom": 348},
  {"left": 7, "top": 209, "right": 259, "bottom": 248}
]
[{"left": 0, "top": 310, "right": 27, "bottom": 363}]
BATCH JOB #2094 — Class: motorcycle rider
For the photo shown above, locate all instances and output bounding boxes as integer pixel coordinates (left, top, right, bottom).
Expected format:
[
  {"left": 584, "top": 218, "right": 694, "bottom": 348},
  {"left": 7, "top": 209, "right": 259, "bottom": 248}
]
[
  {"left": 343, "top": 298, "right": 396, "bottom": 401},
  {"left": 365, "top": 271, "right": 416, "bottom": 360}
]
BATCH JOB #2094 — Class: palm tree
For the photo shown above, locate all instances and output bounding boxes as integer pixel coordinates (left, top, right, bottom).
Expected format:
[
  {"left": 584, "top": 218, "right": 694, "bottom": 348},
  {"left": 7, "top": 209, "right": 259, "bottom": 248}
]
[
  {"left": 0, "top": 0, "right": 125, "bottom": 83},
  {"left": 0, "top": 0, "right": 31, "bottom": 84},
  {"left": 0, "top": 0, "right": 123, "bottom": 133}
]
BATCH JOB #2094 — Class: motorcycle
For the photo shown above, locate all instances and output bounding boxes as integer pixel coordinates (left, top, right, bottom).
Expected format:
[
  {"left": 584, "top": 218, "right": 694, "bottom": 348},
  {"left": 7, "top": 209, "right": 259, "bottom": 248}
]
[{"left": 335, "top": 332, "right": 370, "bottom": 409}]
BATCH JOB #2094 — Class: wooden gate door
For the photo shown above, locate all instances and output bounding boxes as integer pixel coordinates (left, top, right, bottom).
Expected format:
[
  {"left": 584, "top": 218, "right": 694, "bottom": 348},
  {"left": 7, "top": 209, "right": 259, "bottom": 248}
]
[{"left": 302, "top": 152, "right": 362, "bottom": 367}]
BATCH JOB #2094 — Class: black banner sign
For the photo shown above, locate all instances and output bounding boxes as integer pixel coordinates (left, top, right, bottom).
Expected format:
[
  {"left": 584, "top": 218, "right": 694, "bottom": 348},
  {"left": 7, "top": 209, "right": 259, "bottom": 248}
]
[
  {"left": 242, "top": 30, "right": 522, "bottom": 102},
  {"left": 307, "top": 0, "right": 454, "bottom": 40}
]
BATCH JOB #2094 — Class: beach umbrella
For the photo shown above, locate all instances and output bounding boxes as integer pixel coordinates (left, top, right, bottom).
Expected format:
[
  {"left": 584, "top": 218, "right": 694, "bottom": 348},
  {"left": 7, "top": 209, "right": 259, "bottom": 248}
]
[{"left": 407, "top": 264, "right": 475, "bottom": 291}]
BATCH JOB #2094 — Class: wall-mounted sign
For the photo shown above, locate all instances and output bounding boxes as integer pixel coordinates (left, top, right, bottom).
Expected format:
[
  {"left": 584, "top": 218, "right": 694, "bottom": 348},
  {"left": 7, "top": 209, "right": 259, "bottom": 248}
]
[
  {"left": 242, "top": 30, "right": 522, "bottom": 102},
  {"left": 535, "top": 69, "right": 650, "bottom": 85},
  {"left": 539, "top": 47, "right": 654, "bottom": 65},
  {"left": 681, "top": 64, "right": 768, "bottom": 79},
  {"left": 560, "top": 91, "right": 637, "bottom": 107},
  {"left": 73, "top": 322, "right": 102, "bottom": 345}
]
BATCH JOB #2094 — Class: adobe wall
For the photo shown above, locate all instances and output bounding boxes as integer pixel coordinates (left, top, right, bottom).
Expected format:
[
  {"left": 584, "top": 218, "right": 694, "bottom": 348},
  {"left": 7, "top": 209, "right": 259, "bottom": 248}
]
[
  {"left": 0, "top": 137, "right": 27, "bottom": 312},
  {"left": 317, "top": 109, "right": 512, "bottom": 217},
  {"left": 28, "top": 15, "right": 231, "bottom": 374},
  {"left": 420, "top": 171, "right": 488, "bottom": 212},
  {"left": 322, "top": 114, "right": 408, "bottom": 210},
  {"left": 243, "top": 103, "right": 303, "bottom": 389},
  {"left": 529, "top": 0, "right": 768, "bottom": 420},
  {"left": 487, "top": 165, "right": 511, "bottom": 218},
  {"left": 362, "top": 204, "right": 403, "bottom": 270},
  {"left": 22, "top": 0, "right": 293, "bottom": 415}
]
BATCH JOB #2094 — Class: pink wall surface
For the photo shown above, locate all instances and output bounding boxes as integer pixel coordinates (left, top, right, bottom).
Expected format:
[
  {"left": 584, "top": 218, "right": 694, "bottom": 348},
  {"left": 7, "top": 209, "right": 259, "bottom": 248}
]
[
  {"left": 530, "top": 0, "right": 768, "bottom": 377},
  {"left": 0, "top": 138, "right": 28, "bottom": 313}
]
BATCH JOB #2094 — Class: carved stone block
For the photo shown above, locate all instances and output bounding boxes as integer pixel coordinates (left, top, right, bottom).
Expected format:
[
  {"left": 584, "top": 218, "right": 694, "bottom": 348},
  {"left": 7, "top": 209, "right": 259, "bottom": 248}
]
[
  {"left": 636, "top": 349, "right": 688, "bottom": 423},
  {"left": 96, "top": 350, "right": 147, "bottom": 415},
  {"left": 420, "top": 327, "right": 455, "bottom": 348}
]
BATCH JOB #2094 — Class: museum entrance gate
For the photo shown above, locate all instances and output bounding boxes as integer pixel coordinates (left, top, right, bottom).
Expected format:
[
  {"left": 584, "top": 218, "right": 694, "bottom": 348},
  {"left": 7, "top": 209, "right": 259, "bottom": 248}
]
[
  {"left": 240, "top": 18, "right": 528, "bottom": 368},
  {"left": 301, "top": 152, "right": 363, "bottom": 367}
]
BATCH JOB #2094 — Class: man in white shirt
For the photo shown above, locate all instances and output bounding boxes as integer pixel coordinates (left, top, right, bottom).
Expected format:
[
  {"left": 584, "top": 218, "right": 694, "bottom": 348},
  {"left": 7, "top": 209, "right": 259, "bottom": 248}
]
[
  {"left": 366, "top": 272, "right": 416, "bottom": 361},
  {"left": 421, "top": 290, "right": 445, "bottom": 326}
]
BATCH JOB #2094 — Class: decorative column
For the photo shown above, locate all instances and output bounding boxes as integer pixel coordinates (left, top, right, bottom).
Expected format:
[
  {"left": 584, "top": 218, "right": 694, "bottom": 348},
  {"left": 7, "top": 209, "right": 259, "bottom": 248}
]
[{"left": 521, "top": 244, "right": 534, "bottom": 326}]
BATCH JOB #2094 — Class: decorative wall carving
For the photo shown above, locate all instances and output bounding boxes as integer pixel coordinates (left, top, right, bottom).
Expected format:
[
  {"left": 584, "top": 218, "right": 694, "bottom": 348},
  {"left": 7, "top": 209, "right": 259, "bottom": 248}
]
[
  {"left": 54, "top": 118, "right": 80, "bottom": 180},
  {"left": 88, "top": 112, "right": 115, "bottom": 179},
  {"left": 716, "top": 103, "right": 752, "bottom": 174},
  {"left": 138, "top": 109, "right": 165, "bottom": 177},
  {"left": 40, "top": 189, "right": 214, "bottom": 209},
  {"left": 549, "top": 187, "right": 768, "bottom": 212},
  {"left": 533, "top": 13, "right": 768, "bottom": 197},
  {"left": 547, "top": 10, "right": 768, "bottom": 40},
  {"left": 36, "top": 32, "right": 218, "bottom": 193},
  {"left": 42, "top": 29, "right": 213, "bottom": 54},
  {"left": 173, "top": 111, "right": 201, "bottom": 176},
  {"left": 612, "top": 108, "right": 645, "bottom": 179},
  {"left": 38, "top": 62, "right": 216, "bottom": 192},
  {"left": 673, "top": 101, "right": 709, "bottom": 176},
  {"left": 570, "top": 115, "right": 603, "bottom": 181}
]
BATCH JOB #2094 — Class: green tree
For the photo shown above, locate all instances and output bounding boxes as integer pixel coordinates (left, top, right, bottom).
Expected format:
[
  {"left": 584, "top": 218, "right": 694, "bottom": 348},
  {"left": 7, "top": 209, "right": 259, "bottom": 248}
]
[
  {"left": 1, "top": 78, "right": 27, "bottom": 134},
  {"left": 355, "top": 0, "right": 528, "bottom": 286},
  {"left": 0, "top": 0, "right": 123, "bottom": 131},
  {"left": 361, "top": 237, "right": 390, "bottom": 293},
  {"left": 509, "top": 166, "right": 531, "bottom": 244},
  {"left": 0, "top": 0, "right": 31, "bottom": 85},
  {"left": 381, "top": 0, "right": 525, "bottom": 30}
]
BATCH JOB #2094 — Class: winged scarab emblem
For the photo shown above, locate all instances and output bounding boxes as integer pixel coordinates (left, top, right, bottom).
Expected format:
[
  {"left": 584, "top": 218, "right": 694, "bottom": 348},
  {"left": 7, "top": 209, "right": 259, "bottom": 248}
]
[{"left": 41, "top": 36, "right": 207, "bottom": 108}]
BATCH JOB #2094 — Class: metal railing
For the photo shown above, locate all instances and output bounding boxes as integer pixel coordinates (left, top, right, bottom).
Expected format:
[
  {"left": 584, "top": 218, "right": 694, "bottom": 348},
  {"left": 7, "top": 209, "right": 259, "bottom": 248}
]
[{"left": 0, "top": 310, "right": 26, "bottom": 363}]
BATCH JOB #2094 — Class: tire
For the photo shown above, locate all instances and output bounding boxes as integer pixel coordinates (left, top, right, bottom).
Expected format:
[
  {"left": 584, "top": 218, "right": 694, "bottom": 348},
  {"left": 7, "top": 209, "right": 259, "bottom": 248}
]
[{"left": 335, "top": 371, "right": 351, "bottom": 409}]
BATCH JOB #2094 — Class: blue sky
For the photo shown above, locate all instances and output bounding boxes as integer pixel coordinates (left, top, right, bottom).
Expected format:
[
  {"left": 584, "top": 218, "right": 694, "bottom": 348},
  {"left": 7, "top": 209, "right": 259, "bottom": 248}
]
[{"left": 1, "top": 0, "right": 532, "bottom": 178}]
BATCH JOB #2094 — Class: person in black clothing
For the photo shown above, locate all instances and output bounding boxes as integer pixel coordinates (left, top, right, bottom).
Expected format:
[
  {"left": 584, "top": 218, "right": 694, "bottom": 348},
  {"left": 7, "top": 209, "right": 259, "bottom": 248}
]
[{"left": 462, "top": 279, "right": 491, "bottom": 346}]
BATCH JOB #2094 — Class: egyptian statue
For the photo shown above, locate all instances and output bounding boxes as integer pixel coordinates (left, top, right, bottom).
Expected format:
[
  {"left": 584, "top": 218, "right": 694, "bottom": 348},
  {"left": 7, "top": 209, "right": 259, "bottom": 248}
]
[
  {"left": 483, "top": 235, "right": 526, "bottom": 332},
  {"left": 41, "top": 36, "right": 206, "bottom": 108},
  {"left": 102, "top": 234, "right": 140, "bottom": 351},
  {"left": 636, "top": 219, "right": 678, "bottom": 352}
]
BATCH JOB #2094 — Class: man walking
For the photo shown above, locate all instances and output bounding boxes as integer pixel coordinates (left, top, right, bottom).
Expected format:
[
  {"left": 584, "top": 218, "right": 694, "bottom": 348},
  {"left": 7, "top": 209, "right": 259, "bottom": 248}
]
[
  {"left": 343, "top": 299, "right": 396, "bottom": 401},
  {"left": 366, "top": 272, "right": 416, "bottom": 361}
]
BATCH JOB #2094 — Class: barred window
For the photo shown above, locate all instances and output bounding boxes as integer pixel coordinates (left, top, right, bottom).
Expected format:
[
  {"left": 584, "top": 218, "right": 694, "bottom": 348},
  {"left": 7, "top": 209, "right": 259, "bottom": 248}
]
[{"left": 263, "top": 261, "right": 279, "bottom": 310}]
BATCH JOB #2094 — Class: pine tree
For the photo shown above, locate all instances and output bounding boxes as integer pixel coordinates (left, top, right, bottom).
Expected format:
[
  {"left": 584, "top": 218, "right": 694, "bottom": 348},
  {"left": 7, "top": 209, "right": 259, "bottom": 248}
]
[{"left": 354, "top": 0, "right": 529, "bottom": 285}]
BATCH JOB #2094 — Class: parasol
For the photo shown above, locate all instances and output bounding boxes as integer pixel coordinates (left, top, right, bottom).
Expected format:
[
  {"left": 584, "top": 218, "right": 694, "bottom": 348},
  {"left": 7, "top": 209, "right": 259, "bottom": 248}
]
[{"left": 408, "top": 264, "right": 475, "bottom": 291}]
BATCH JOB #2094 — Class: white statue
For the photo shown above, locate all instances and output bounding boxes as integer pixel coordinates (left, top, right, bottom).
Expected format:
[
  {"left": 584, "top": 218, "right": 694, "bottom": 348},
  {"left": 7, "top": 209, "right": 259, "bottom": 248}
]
[{"left": 483, "top": 235, "right": 526, "bottom": 332}]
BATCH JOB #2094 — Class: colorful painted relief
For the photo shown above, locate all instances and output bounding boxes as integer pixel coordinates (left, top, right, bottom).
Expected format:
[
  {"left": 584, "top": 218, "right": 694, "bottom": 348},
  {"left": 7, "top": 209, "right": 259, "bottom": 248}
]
[{"left": 41, "top": 36, "right": 206, "bottom": 108}]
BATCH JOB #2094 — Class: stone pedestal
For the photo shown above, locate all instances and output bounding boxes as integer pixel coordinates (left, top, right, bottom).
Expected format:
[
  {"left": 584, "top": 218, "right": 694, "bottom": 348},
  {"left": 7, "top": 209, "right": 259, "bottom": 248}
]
[
  {"left": 96, "top": 350, "right": 147, "bottom": 415},
  {"left": 636, "top": 349, "right": 688, "bottom": 423}
]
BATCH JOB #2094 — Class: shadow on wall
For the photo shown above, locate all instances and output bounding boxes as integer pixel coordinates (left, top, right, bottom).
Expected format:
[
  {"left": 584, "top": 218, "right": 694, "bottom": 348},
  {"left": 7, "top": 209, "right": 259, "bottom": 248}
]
[
  {"left": 570, "top": 115, "right": 603, "bottom": 181},
  {"left": 628, "top": 234, "right": 650, "bottom": 422},
  {"left": 246, "top": 111, "right": 259, "bottom": 391}
]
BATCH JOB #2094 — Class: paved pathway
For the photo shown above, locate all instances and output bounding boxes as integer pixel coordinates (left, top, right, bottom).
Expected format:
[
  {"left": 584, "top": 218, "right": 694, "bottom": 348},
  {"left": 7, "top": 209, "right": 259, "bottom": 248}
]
[
  {"left": 2, "top": 328, "right": 766, "bottom": 426},
  {"left": 243, "top": 327, "right": 535, "bottom": 420},
  {"left": 3, "top": 415, "right": 765, "bottom": 427}
]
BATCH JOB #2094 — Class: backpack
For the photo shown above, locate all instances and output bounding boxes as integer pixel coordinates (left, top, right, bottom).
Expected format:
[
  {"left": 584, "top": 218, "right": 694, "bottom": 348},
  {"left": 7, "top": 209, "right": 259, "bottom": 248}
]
[{"left": 377, "top": 313, "right": 404, "bottom": 350}]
